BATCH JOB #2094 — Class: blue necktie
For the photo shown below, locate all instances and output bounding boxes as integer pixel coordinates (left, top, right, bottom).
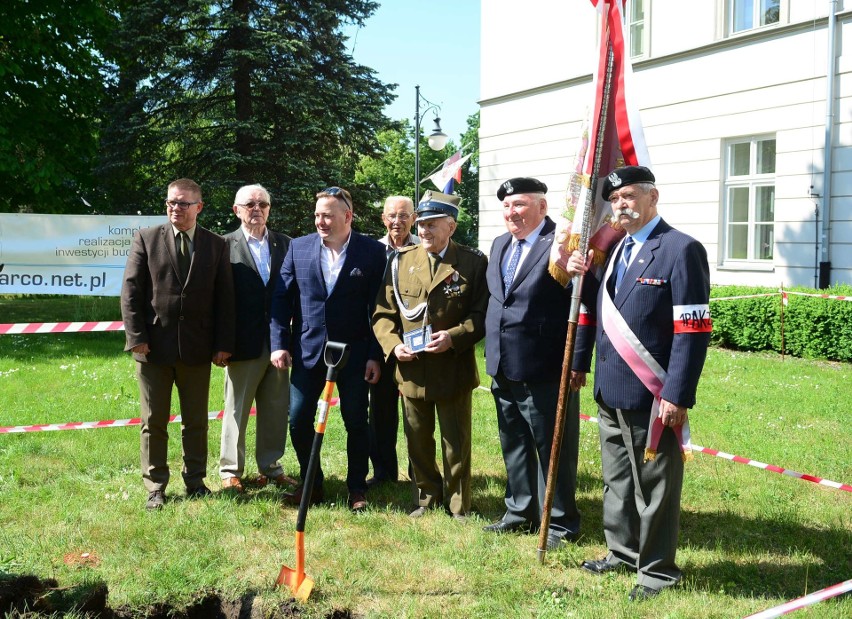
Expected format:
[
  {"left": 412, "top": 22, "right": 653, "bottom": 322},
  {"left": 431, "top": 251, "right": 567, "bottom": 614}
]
[
  {"left": 503, "top": 239, "right": 524, "bottom": 294},
  {"left": 615, "top": 236, "right": 634, "bottom": 293}
]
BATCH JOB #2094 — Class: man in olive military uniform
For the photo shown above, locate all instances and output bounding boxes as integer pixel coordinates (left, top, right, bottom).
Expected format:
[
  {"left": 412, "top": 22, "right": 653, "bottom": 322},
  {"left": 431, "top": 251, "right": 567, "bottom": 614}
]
[{"left": 372, "top": 191, "right": 488, "bottom": 519}]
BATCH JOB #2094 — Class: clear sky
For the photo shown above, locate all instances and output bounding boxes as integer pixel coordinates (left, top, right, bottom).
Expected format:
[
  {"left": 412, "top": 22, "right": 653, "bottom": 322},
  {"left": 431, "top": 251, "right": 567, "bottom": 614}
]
[{"left": 343, "top": 0, "right": 481, "bottom": 146}]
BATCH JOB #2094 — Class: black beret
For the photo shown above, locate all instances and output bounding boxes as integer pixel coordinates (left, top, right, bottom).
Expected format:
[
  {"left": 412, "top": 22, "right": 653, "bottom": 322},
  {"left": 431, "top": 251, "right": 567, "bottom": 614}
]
[
  {"left": 416, "top": 190, "right": 460, "bottom": 221},
  {"left": 601, "top": 166, "right": 656, "bottom": 201},
  {"left": 497, "top": 177, "right": 548, "bottom": 201}
]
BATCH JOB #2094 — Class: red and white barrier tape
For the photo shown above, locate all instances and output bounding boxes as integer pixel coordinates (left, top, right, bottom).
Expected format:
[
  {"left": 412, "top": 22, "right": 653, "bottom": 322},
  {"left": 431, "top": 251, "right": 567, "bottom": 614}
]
[
  {"left": 742, "top": 578, "right": 852, "bottom": 619},
  {"left": 711, "top": 293, "right": 778, "bottom": 302},
  {"left": 689, "top": 443, "right": 852, "bottom": 493},
  {"left": 784, "top": 290, "right": 852, "bottom": 301},
  {"left": 0, "top": 400, "right": 340, "bottom": 434},
  {"left": 0, "top": 321, "right": 124, "bottom": 335}
]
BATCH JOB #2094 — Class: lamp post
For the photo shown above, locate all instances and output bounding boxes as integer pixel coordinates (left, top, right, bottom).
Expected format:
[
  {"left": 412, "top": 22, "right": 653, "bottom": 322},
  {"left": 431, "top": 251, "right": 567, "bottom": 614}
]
[{"left": 414, "top": 85, "right": 449, "bottom": 204}]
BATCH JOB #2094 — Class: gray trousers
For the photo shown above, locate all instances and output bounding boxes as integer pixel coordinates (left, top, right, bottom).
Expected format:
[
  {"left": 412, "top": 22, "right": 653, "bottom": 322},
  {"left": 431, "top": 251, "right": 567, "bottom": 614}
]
[
  {"left": 219, "top": 351, "right": 289, "bottom": 479},
  {"left": 491, "top": 373, "right": 581, "bottom": 539},
  {"left": 597, "top": 400, "right": 684, "bottom": 590}
]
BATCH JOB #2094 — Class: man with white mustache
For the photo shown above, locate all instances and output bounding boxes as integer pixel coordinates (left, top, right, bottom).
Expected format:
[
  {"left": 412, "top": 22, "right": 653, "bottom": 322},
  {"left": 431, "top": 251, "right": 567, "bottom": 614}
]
[{"left": 570, "top": 165, "right": 712, "bottom": 602}]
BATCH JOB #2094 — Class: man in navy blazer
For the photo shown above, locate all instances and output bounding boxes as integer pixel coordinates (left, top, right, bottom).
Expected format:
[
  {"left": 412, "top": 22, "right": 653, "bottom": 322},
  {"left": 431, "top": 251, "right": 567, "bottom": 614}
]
[
  {"left": 483, "top": 177, "right": 584, "bottom": 549},
  {"left": 219, "top": 184, "right": 295, "bottom": 493},
  {"left": 270, "top": 186, "right": 386, "bottom": 511},
  {"left": 571, "top": 166, "right": 711, "bottom": 601}
]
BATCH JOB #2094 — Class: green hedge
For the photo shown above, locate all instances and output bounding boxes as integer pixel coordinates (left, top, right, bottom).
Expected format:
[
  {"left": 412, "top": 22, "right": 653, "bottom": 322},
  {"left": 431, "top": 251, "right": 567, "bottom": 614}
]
[{"left": 709, "top": 284, "right": 852, "bottom": 361}]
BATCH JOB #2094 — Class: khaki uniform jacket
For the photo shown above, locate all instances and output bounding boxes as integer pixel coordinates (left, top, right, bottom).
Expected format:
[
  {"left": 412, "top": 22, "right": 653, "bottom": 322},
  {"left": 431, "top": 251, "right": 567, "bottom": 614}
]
[{"left": 372, "top": 240, "right": 488, "bottom": 402}]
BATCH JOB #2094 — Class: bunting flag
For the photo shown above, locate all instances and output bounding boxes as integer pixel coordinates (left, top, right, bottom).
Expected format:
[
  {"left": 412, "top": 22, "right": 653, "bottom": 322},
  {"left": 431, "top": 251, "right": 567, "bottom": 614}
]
[
  {"left": 429, "top": 150, "right": 472, "bottom": 193},
  {"left": 548, "top": 0, "right": 651, "bottom": 285}
]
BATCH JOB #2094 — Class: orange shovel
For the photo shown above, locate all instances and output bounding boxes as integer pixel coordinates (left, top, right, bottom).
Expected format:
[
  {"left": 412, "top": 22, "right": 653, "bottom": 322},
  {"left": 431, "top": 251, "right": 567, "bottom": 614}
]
[{"left": 276, "top": 341, "right": 350, "bottom": 602}]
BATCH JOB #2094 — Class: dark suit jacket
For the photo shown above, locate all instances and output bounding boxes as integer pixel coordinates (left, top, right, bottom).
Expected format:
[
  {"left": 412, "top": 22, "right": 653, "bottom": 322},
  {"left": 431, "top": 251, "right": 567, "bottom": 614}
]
[
  {"left": 269, "top": 230, "right": 386, "bottom": 370},
  {"left": 225, "top": 227, "right": 291, "bottom": 362},
  {"left": 485, "top": 217, "right": 572, "bottom": 383},
  {"left": 574, "top": 219, "right": 711, "bottom": 410},
  {"left": 121, "top": 222, "right": 235, "bottom": 365}
]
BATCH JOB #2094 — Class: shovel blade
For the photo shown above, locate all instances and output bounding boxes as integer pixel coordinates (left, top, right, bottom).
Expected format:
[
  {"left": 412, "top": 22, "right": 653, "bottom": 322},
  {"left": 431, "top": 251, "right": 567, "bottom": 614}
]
[{"left": 276, "top": 565, "right": 314, "bottom": 602}]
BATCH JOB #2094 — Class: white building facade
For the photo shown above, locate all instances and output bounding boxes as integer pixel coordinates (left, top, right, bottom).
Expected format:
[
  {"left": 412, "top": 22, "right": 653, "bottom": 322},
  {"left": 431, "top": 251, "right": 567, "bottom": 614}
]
[{"left": 479, "top": 0, "right": 851, "bottom": 288}]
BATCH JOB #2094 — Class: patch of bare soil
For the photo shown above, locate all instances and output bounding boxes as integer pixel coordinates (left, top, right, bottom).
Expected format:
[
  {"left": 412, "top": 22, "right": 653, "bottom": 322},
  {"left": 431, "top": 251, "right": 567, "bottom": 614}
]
[{"left": 0, "top": 575, "right": 354, "bottom": 618}]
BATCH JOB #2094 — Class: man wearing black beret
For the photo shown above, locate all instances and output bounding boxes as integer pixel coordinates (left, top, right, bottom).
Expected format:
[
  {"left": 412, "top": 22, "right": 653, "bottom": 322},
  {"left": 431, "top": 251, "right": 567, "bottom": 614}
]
[
  {"left": 570, "top": 165, "right": 712, "bottom": 601},
  {"left": 483, "top": 176, "right": 585, "bottom": 550}
]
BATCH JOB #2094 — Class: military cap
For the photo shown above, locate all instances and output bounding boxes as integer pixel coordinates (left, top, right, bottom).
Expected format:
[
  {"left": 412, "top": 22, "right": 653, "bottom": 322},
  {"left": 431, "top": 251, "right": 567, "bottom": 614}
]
[
  {"left": 601, "top": 165, "right": 656, "bottom": 201},
  {"left": 497, "top": 177, "right": 548, "bottom": 201},
  {"left": 416, "top": 190, "right": 460, "bottom": 221}
]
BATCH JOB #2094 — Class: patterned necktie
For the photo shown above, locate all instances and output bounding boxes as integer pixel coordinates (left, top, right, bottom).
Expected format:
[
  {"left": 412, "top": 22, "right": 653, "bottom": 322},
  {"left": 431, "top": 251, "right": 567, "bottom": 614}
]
[
  {"left": 615, "top": 236, "right": 634, "bottom": 294},
  {"left": 503, "top": 239, "right": 524, "bottom": 294},
  {"left": 177, "top": 232, "right": 191, "bottom": 280}
]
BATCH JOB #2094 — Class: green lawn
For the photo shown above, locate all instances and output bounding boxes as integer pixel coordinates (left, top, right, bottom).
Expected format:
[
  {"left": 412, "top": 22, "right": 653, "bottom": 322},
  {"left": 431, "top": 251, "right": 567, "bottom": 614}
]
[{"left": 0, "top": 296, "right": 849, "bottom": 618}]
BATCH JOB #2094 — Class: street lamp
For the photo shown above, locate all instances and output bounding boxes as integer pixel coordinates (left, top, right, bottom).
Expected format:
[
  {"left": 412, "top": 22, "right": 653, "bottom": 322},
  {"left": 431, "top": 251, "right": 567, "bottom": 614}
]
[{"left": 415, "top": 85, "right": 449, "bottom": 204}]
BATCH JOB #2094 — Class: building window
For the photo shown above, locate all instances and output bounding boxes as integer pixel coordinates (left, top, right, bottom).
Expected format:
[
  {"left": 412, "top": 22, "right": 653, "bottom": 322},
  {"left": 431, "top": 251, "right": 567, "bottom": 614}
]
[
  {"left": 730, "top": 0, "right": 780, "bottom": 34},
  {"left": 724, "top": 137, "right": 776, "bottom": 262},
  {"left": 627, "top": 0, "right": 647, "bottom": 58}
]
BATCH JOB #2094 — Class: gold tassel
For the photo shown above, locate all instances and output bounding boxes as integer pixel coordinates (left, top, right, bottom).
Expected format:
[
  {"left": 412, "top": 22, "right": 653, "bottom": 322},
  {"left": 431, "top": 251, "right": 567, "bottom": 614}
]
[
  {"left": 643, "top": 448, "right": 657, "bottom": 462},
  {"left": 682, "top": 450, "right": 694, "bottom": 463}
]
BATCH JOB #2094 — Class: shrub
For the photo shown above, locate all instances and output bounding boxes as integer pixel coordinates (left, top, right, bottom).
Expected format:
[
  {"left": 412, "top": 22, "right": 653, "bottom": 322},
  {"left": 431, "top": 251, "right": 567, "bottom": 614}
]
[{"left": 709, "top": 284, "right": 852, "bottom": 361}]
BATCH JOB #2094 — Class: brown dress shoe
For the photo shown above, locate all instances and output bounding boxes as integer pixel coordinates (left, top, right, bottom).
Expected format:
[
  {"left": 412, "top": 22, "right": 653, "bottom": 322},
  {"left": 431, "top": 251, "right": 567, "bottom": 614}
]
[
  {"left": 348, "top": 492, "right": 367, "bottom": 512},
  {"left": 221, "top": 477, "right": 244, "bottom": 493},
  {"left": 255, "top": 473, "right": 299, "bottom": 488},
  {"left": 283, "top": 484, "right": 324, "bottom": 507}
]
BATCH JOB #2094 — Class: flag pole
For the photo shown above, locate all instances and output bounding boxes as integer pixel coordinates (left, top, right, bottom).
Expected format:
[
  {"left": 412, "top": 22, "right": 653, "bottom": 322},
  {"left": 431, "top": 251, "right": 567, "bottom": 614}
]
[{"left": 536, "top": 36, "right": 617, "bottom": 564}]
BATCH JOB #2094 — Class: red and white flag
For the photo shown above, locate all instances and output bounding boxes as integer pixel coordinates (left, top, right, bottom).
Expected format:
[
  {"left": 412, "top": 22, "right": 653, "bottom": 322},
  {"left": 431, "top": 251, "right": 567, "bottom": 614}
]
[
  {"left": 429, "top": 150, "right": 471, "bottom": 193},
  {"left": 549, "top": 0, "right": 651, "bottom": 284}
]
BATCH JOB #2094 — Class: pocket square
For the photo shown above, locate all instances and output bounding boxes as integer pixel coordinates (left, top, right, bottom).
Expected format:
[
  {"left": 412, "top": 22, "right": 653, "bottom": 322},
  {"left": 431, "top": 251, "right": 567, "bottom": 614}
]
[{"left": 350, "top": 267, "right": 364, "bottom": 277}]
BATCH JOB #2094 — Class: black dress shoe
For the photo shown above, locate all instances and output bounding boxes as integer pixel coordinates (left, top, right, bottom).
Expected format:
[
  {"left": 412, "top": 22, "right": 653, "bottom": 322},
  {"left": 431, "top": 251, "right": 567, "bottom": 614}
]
[
  {"left": 146, "top": 490, "right": 165, "bottom": 511},
  {"left": 186, "top": 484, "right": 212, "bottom": 499},
  {"left": 581, "top": 559, "right": 620, "bottom": 574},
  {"left": 482, "top": 519, "right": 535, "bottom": 534},
  {"left": 628, "top": 584, "right": 660, "bottom": 601},
  {"left": 283, "top": 484, "right": 324, "bottom": 507},
  {"left": 545, "top": 533, "right": 563, "bottom": 551}
]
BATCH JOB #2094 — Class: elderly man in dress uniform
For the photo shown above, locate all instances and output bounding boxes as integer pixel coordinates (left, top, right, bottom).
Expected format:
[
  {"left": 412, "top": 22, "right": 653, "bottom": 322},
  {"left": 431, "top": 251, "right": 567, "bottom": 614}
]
[
  {"left": 372, "top": 191, "right": 488, "bottom": 519},
  {"left": 571, "top": 166, "right": 711, "bottom": 602}
]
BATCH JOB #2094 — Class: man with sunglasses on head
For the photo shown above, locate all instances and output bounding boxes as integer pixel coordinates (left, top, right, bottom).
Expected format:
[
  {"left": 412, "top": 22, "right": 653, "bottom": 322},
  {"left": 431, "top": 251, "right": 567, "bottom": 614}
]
[
  {"left": 121, "top": 178, "right": 235, "bottom": 511},
  {"left": 270, "top": 186, "right": 386, "bottom": 512},
  {"left": 218, "top": 184, "right": 297, "bottom": 494}
]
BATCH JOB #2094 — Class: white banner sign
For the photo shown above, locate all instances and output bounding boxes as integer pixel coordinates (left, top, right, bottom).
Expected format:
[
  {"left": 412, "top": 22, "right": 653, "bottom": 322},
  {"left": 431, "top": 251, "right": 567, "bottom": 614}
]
[{"left": 0, "top": 214, "right": 164, "bottom": 296}]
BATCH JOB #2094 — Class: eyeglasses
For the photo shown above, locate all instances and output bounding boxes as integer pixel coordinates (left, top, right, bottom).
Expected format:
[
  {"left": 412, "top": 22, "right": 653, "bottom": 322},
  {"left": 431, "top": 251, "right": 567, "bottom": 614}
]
[
  {"left": 236, "top": 201, "right": 270, "bottom": 209},
  {"left": 165, "top": 200, "right": 200, "bottom": 210},
  {"left": 322, "top": 187, "right": 352, "bottom": 211}
]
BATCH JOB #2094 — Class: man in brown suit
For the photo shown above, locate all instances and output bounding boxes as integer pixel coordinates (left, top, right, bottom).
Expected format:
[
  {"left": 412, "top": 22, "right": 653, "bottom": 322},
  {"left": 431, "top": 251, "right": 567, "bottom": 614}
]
[
  {"left": 121, "top": 178, "right": 235, "bottom": 511},
  {"left": 372, "top": 191, "right": 488, "bottom": 519}
]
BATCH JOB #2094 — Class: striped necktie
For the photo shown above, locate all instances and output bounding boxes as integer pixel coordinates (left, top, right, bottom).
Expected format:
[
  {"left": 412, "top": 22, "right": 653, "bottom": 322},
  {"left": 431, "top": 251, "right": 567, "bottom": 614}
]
[{"left": 615, "top": 236, "right": 634, "bottom": 294}]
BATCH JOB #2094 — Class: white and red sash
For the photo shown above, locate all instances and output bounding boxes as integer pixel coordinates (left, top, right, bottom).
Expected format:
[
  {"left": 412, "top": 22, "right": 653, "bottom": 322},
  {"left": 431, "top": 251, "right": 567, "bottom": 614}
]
[{"left": 599, "top": 248, "right": 696, "bottom": 462}]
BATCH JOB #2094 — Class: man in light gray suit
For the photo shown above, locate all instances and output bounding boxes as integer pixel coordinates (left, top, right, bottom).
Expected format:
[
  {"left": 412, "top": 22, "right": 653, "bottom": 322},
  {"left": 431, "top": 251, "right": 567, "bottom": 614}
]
[{"left": 219, "top": 184, "right": 296, "bottom": 493}]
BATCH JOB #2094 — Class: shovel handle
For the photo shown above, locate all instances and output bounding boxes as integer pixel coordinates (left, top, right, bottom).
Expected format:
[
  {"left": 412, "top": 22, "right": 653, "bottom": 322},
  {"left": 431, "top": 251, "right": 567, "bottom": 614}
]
[{"left": 323, "top": 341, "right": 350, "bottom": 381}]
